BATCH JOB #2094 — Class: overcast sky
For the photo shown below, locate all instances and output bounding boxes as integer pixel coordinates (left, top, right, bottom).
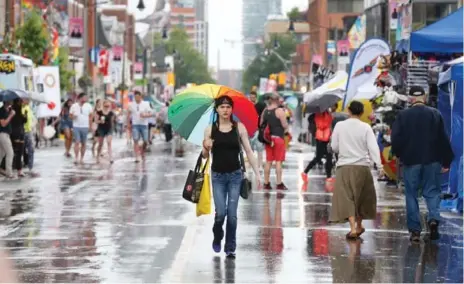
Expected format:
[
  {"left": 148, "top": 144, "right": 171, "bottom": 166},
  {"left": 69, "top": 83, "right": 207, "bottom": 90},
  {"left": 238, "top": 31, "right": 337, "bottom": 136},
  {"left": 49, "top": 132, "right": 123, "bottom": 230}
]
[{"left": 129, "top": 0, "right": 308, "bottom": 70}]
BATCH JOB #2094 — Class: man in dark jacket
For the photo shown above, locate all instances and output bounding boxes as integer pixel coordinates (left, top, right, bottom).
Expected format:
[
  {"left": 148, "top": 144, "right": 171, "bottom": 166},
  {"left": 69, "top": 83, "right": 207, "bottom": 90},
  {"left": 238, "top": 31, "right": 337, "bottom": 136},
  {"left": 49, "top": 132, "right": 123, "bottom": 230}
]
[{"left": 391, "top": 86, "right": 454, "bottom": 242}]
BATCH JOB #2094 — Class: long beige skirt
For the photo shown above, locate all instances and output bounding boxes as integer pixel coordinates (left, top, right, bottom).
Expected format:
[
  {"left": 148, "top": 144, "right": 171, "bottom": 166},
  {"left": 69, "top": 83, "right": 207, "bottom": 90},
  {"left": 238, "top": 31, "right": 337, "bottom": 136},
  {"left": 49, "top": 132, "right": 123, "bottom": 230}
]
[{"left": 329, "top": 165, "right": 377, "bottom": 223}]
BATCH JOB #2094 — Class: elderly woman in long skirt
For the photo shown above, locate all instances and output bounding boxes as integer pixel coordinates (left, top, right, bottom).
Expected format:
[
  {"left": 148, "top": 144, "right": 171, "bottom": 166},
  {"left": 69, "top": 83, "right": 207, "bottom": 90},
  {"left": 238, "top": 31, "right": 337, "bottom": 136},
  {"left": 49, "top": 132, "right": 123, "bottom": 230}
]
[{"left": 329, "top": 101, "right": 384, "bottom": 239}]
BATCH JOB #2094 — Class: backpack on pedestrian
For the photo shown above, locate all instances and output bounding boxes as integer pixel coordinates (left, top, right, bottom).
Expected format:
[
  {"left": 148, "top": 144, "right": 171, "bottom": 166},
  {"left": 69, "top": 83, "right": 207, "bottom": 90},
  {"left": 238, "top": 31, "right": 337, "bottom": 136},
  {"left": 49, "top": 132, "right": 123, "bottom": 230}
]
[{"left": 257, "top": 110, "right": 272, "bottom": 145}]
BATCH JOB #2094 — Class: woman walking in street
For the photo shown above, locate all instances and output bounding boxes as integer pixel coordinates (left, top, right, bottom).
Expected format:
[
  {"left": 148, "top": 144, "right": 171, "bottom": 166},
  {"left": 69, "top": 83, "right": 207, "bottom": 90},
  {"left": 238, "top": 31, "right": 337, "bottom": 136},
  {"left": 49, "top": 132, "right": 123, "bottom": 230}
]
[
  {"left": 10, "top": 98, "right": 27, "bottom": 177},
  {"left": 95, "top": 100, "right": 115, "bottom": 164},
  {"left": 202, "top": 95, "right": 261, "bottom": 258},
  {"left": 92, "top": 99, "right": 102, "bottom": 156},
  {"left": 60, "top": 99, "right": 74, "bottom": 157},
  {"left": 329, "top": 101, "right": 383, "bottom": 240}
]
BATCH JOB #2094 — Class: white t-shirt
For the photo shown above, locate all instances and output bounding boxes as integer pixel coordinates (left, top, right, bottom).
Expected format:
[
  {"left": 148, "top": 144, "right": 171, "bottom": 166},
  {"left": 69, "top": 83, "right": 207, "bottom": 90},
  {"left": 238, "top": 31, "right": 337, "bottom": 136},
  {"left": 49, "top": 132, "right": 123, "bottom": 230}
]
[
  {"left": 70, "top": 102, "right": 93, "bottom": 128},
  {"left": 330, "top": 118, "right": 382, "bottom": 169},
  {"left": 129, "top": 101, "right": 152, "bottom": 126}
]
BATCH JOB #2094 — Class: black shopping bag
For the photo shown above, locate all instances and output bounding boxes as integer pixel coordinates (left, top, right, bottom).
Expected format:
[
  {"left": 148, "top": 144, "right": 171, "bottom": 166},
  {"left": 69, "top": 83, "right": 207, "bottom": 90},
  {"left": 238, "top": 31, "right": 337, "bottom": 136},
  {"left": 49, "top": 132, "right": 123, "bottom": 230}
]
[{"left": 182, "top": 153, "right": 208, "bottom": 203}]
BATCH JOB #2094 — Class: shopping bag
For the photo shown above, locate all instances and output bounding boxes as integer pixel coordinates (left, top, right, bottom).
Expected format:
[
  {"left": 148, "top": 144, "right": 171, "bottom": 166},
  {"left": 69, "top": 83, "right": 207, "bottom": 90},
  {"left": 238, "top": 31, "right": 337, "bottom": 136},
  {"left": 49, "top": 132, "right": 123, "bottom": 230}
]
[
  {"left": 196, "top": 160, "right": 211, "bottom": 217},
  {"left": 182, "top": 153, "right": 208, "bottom": 203}
]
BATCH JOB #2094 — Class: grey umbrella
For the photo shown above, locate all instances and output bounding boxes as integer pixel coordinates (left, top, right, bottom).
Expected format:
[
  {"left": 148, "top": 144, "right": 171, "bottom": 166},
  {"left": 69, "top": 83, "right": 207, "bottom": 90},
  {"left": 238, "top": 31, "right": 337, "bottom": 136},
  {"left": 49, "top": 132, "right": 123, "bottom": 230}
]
[{"left": 305, "top": 91, "right": 344, "bottom": 113}]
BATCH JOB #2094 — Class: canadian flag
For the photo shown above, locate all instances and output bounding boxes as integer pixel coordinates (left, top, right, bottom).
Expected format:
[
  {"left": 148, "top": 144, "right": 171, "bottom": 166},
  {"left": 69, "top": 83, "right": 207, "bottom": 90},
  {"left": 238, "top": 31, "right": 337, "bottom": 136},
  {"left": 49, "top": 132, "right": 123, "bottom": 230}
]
[{"left": 98, "top": 49, "right": 109, "bottom": 76}]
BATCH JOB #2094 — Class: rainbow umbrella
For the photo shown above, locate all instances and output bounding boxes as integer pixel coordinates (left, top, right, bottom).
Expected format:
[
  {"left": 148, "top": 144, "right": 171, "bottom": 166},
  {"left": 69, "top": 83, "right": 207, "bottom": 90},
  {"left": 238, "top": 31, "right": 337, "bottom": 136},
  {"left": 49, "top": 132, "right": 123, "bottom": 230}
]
[{"left": 168, "top": 84, "right": 258, "bottom": 146}]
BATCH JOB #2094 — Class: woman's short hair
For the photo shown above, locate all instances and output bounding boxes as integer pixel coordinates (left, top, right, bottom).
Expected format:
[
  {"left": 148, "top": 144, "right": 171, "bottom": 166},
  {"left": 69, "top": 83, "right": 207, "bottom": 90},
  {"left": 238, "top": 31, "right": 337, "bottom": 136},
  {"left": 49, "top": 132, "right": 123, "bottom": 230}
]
[{"left": 348, "top": 100, "right": 364, "bottom": 116}]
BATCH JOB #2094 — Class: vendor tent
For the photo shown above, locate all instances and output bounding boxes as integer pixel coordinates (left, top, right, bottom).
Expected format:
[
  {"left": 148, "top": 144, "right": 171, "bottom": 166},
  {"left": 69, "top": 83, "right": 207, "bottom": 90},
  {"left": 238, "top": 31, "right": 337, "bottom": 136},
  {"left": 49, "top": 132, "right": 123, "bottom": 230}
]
[
  {"left": 410, "top": 7, "right": 463, "bottom": 53},
  {"left": 437, "top": 60, "right": 463, "bottom": 212}
]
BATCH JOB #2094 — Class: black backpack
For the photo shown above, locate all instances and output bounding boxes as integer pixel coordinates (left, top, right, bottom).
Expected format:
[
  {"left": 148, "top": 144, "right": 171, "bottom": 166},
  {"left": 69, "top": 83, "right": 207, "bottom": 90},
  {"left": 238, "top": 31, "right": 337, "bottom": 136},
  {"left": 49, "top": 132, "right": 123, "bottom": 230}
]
[{"left": 257, "top": 110, "right": 271, "bottom": 145}]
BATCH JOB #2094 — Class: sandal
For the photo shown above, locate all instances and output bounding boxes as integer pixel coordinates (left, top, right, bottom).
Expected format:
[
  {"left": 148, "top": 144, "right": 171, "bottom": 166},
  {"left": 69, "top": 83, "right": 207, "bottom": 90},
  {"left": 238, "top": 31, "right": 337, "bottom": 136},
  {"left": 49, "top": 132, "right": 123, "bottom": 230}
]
[{"left": 346, "top": 232, "right": 359, "bottom": 240}]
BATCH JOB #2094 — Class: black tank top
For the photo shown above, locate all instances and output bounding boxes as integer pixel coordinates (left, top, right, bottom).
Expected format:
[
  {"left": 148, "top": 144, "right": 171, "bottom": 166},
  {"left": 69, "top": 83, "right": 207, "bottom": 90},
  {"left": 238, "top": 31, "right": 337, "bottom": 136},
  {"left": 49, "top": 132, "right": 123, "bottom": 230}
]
[
  {"left": 211, "top": 124, "right": 241, "bottom": 173},
  {"left": 264, "top": 108, "right": 285, "bottom": 138}
]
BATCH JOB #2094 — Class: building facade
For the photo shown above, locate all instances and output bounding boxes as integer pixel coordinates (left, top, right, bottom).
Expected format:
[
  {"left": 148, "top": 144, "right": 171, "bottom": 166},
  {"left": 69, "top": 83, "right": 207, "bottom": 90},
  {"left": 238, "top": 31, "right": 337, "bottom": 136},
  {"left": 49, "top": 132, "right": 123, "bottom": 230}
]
[
  {"left": 170, "top": 0, "right": 196, "bottom": 42},
  {"left": 194, "top": 0, "right": 208, "bottom": 62},
  {"left": 307, "top": 0, "right": 363, "bottom": 68},
  {"left": 242, "top": 0, "right": 282, "bottom": 68}
]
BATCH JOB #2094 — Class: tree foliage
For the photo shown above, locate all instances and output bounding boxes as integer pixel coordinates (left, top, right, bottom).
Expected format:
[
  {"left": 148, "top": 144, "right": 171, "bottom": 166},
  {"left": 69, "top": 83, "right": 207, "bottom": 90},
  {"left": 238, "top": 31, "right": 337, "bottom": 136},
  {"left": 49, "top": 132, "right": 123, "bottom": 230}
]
[
  {"left": 15, "top": 10, "right": 49, "bottom": 65},
  {"left": 159, "top": 27, "right": 214, "bottom": 88},
  {"left": 57, "top": 47, "right": 75, "bottom": 92},
  {"left": 242, "top": 34, "right": 297, "bottom": 93},
  {"left": 287, "top": 7, "right": 302, "bottom": 22}
]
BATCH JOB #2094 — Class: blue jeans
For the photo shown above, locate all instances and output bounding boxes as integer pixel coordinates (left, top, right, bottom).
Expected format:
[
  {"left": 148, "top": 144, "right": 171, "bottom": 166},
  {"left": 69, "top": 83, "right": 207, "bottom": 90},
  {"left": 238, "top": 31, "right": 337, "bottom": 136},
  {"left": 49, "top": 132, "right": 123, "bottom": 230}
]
[
  {"left": 212, "top": 169, "right": 242, "bottom": 253},
  {"left": 403, "top": 162, "right": 442, "bottom": 232},
  {"left": 73, "top": 127, "right": 89, "bottom": 143},
  {"left": 24, "top": 132, "right": 34, "bottom": 170},
  {"left": 132, "top": 125, "right": 148, "bottom": 142}
]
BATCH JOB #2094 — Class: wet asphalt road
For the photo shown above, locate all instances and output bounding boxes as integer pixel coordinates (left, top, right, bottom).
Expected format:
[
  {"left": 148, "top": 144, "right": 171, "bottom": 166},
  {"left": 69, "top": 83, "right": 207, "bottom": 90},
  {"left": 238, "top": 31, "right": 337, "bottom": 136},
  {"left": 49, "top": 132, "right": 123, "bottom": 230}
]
[{"left": 0, "top": 138, "right": 462, "bottom": 283}]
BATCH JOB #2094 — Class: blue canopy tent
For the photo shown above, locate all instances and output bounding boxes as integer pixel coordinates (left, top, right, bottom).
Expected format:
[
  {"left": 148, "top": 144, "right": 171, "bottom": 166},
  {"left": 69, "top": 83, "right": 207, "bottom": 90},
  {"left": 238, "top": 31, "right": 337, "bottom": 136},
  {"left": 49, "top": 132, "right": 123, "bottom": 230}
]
[
  {"left": 410, "top": 7, "right": 463, "bottom": 53},
  {"left": 437, "top": 60, "right": 463, "bottom": 212}
]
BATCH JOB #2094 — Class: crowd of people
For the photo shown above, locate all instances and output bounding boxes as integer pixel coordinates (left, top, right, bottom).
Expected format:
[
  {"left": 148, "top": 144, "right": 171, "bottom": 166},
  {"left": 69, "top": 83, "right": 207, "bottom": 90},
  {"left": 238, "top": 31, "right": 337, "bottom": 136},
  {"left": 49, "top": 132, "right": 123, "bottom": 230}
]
[
  {"left": 204, "top": 85, "right": 453, "bottom": 259},
  {"left": 0, "top": 90, "right": 174, "bottom": 179}
]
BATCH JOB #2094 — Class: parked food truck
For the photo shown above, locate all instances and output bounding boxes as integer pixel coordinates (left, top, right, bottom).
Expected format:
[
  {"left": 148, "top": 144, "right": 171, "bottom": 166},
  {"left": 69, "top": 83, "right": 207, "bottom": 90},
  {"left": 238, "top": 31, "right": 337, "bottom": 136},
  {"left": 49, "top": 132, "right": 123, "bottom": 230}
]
[{"left": 0, "top": 53, "right": 40, "bottom": 92}]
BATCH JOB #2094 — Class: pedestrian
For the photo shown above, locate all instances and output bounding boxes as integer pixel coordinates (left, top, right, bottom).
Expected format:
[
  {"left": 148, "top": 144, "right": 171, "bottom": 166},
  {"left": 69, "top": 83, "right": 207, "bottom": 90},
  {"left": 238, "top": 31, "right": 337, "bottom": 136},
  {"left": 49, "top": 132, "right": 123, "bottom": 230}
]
[
  {"left": 249, "top": 91, "right": 266, "bottom": 170},
  {"left": 329, "top": 100, "right": 383, "bottom": 240},
  {"left": 91, "top": 99, "right": 102, "bottom": 156},
  {"left": 95, "top": 100, "right": 115, "bottom": 164},
  {"left": 262, "top": 93, "right": 289, "bottom": 190},
  {"left": 69, "top": 93, "right": 93, "bottom": 164},
  {"left": 9, "top": 98, "right": 27, "bottom": 177},
  {"left": 301, "top": 108, "right": 335, "bottom": 186},
  {"left": 22, "top": 99, "right": 36, "bottom": 174},
  {"left": 163, "top": 102, "right": 173, "bottom": 142},
  {"left": 127, "top": 91, "right": 153, "bottom": 162},
  {"left": 391, "top": 86, "right": 454, "bottom": 242},
  {"left": 0, "top": 101, "right": 15, "bottom": 179},
  {"left": 60, "top": 99, "right": 74, "bottom": 157},
  {"left": 202, "top": 95, "right": 261, "bottom": 258}
]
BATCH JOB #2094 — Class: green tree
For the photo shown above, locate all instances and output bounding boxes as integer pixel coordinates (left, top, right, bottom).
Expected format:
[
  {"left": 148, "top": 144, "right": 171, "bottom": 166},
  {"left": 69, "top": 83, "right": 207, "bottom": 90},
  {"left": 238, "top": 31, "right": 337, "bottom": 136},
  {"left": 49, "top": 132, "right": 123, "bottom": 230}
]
[
  {"left": 15, "top": 10, "right": 49, "bottom": 65},
  {"left": 287, "top": 7, "right": 302, "bottom": 22},
  {"left": 160, "top": 27, "right": 214, "bottom": 88},
  {"left": 57, "top": 47, "right": 75, "bottom": 92},
  {"left": 242, "top": 34, "right": 297, "bottom": 93}
]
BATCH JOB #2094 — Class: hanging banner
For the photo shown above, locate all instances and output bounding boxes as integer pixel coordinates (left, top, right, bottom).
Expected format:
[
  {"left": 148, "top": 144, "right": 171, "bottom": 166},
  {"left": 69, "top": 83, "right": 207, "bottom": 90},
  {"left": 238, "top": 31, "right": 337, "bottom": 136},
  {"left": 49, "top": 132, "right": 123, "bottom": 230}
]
[
  {"left": 348, "top": 15, "right": 366, "bottom": 49},
  {"left": 389, "top": 0, "right": 399, "bottom": 30},
  {"left": 312, "top": 63, "right": 335, "bottom": 89},
  {"left": 133, "top": 62, "right": 143, "bottom": 80},
  {"left": 396, "top": 2, "right": 412, "bottom": 41},
  {"left": 258, "top": 77, "right": 268, "bottom": 94},
  {"left": 69, "top": 17, "right": 83, "bottom": 47},
  {"left": 36, "top": 66, "right": 61, "bottom": 118},
  {"left": 343, "top": 39, "right": 391, "bottom": 109},
  {"left": 337, "top": 40, "right": 350, "bottom": 65},
  {"left": 112, "top": 46, "right": 123, "bottom": 62}
]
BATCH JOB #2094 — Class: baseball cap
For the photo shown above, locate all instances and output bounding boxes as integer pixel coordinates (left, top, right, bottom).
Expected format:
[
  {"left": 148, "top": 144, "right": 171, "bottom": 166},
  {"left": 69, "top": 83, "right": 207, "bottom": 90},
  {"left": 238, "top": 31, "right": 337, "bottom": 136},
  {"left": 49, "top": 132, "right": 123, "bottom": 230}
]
[{"left": 409, "top": 86, "right": 425, "bottom": 96}]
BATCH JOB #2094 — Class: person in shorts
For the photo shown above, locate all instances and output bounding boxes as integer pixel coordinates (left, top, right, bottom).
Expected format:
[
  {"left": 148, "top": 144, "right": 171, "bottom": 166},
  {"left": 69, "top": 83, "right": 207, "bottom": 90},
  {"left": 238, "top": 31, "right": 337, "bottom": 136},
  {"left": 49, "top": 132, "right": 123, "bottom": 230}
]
[
  {"left": 95, "top": 100, "right": 115, "bottom": 163},
  {"left": 261, "top": 93, "right": 289, "bottom": 190},
  {"left": 127, "top": 91, "right": 153, "bottom": 162},
  {"left": 69, "top": 93, "right": 93, "bottom": 164},
  {"left": 249, "top": 91, "right": 266, "bottom": 169}
]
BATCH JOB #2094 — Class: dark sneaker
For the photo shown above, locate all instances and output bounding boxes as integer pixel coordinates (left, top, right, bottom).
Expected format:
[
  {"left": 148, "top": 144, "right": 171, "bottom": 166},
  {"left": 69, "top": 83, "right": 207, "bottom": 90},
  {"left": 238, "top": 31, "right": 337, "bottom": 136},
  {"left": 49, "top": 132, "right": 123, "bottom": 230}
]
[
  {"left": 410, "top": 231, "right": 421, "bottom": 243},
  {"left": 263, "top": 183, "right": 272, "bottom": 190},
  {"left": 212, "top": 240, "right": 221, "bottom": 253},
  {"left": 225, "top": 252, "right": 236, "bottom": 259},
  {"left": 276, "top": 183, "right": 288, "bottom": 190},
  {"left": 428, "top": 220, "right": 440, "bottom": 240}
]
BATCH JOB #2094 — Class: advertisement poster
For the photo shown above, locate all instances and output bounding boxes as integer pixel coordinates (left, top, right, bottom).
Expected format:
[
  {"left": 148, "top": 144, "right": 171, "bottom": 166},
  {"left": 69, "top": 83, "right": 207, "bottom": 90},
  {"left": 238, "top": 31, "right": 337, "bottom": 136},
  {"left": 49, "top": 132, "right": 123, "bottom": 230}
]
[
  {"left": 112, "top": 46, "right": 123, "bottom": 61},
  {"left": 348, "top": 15, "right": 366, "bottom": 49},
  {"left": 389, "top": 0, "right": 398, "bottom": 30},
  {"left": 396, "top": 2, "right": 412, "bottom": 41},
  {"left": 258, "top": 77, "right": 268, "bottom": 94},
  {"left": 69, "top": 17, "right": 83, "bottom": 47},
  {"left": 36, "top": 66, "right": 61, "bottom": 118},
  {"left": 337, "top": 40, "right": 351, "bottom": 65},
  {"left": 343, "top": 39, "right": 391, "bottom": 109},
  {"left": 133, "top": 62, "right": 143, "bottom": 80}
]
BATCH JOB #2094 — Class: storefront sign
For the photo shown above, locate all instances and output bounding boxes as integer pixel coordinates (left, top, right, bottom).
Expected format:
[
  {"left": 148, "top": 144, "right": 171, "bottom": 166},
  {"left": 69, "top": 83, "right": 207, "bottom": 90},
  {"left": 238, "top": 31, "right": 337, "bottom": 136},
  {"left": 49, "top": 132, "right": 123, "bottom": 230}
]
[{"left": 0, "top": 60, "right": 15, "bottom": 74}]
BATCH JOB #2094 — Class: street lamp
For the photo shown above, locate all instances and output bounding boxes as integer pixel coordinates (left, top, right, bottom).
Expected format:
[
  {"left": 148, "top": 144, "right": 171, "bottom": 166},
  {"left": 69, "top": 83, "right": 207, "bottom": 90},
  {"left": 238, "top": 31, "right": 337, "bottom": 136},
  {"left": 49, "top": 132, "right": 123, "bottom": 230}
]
[{"left": 137, "top": 0, "right": 145, "bottom": 11}]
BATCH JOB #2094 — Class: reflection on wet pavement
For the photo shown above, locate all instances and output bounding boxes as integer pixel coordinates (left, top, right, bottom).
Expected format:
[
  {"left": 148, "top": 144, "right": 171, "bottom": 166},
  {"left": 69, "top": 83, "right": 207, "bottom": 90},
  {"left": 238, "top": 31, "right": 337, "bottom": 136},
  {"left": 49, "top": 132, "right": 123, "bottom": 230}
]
[{"left": 0, "top": 142, "right": 462, "bottom": 283}]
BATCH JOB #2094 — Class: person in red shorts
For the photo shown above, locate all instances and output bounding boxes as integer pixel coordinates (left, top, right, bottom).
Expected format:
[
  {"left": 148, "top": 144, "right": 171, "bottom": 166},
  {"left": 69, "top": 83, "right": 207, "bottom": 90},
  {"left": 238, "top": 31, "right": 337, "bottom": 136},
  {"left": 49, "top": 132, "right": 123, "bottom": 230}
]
[{"left": 261, "top": 93, "right": 289, "bottom": 190}]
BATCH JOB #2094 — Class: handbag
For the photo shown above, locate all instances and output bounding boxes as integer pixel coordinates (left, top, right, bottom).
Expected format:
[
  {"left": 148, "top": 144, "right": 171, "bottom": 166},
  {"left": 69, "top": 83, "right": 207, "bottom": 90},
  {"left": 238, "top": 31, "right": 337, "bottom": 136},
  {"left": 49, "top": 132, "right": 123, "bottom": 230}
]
[
  {"left": 236, "top": 127, "right": 252, "bottom": 199},
  {"left": 182, "top": 153, "right": 209, "bottom": 203}
]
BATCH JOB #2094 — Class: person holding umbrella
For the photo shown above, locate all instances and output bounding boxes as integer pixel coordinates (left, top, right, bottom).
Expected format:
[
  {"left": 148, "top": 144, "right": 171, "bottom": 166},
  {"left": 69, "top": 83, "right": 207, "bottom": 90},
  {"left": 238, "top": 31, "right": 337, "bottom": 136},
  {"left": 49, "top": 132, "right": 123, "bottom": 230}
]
[{"left": 0, "top": 101, "right": 15, "bottom": 178}]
